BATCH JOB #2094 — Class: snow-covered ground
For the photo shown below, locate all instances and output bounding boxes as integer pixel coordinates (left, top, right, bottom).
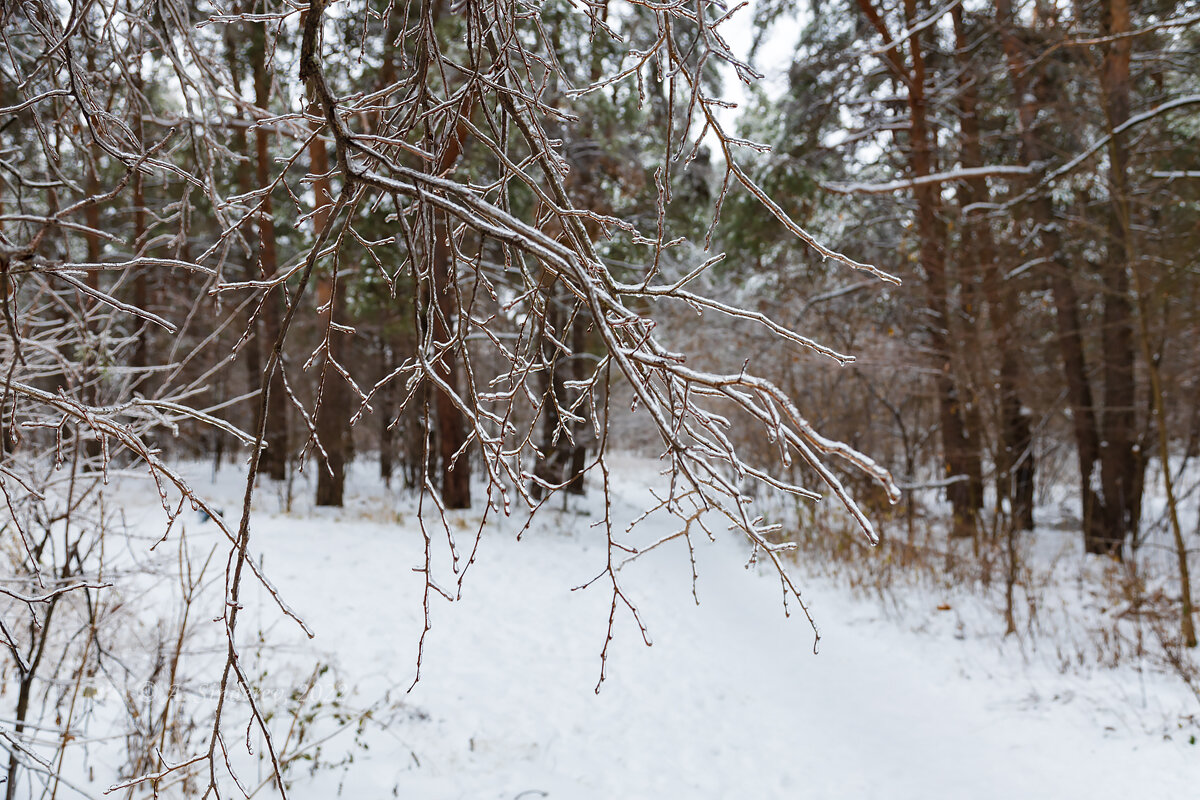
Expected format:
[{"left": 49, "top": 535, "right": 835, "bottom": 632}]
[{"left": 18, "top": 456, "right": 1200, "bottom": 798}]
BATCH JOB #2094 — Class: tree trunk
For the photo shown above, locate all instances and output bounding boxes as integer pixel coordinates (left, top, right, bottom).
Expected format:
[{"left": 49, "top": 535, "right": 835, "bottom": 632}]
[
  {"left": 130, "top": 69, "right": 150, "bottom": 374},
  {"left": 430, "top": 210, "right": 471, "bottom": 508},
  {"left": 425, "top": 93, "right": 474, "bottom": 509},
  {"left": 952, "top": 8, "right": 1034, "bottom": 530},
  {"left": 532, "top": 289, "right": 570, "bottom": 499},
  {"left": 250, "top": 22, "right": 289, "bottom": 481},
  {"left": 379, "top": 336, "right": 396, "bottom": 486},
  {"left": 995, "top": 0, "right": 1121, "bottom": 553},
  {"left": 310, "top": 126, "right": 351, "bottom": 507},
  {"left": 858, "top": 0, "right": 982, "bottom": 536},
  {"left": 127, "top": 58, "right": 154, "bottom": 384},
  {"left": 79, "top": 52, "right": 105, "bottom": 467},
  {"left": 405, "top": 380, "right": 430, "bottom": 491},
  {"left": 566, "top": 310, "right": 590, "bottom": 494},
  {"left": 1096, "top": 0, "right": 1143, "bottom": 552}
]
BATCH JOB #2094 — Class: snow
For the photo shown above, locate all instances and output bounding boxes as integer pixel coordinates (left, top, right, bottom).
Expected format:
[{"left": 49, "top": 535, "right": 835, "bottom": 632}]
[{"left": 16, "top": 457, "right": 1200, "bottom": 798}]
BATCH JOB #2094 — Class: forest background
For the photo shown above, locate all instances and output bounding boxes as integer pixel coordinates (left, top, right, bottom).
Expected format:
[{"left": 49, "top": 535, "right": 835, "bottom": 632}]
[{"left": 2, "top": 0, "right": 1200, "bottom": 796}]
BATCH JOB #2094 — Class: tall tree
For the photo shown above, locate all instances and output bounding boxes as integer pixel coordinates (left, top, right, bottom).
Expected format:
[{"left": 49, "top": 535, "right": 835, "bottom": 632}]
[
  {"left": 312, "top": 100, "right": 351, "bottom": 506},
  {"left": 995, "top": 0, "right": 1141, "bottom": 555},
  {"left": 250, "top": 16, "right": 290, "bottom": 482},
  {"left": 951, "top": 7, "right": 1035, "bottom": 531},
  {"left": 855, "top": 0, "right": 984, "bottom": 537},
  {"left": 427, "top": 99, "right": 473, "bottom": 510},
  {"left": 1095, "top": 0, "right": 1143, "bottom": 551}
]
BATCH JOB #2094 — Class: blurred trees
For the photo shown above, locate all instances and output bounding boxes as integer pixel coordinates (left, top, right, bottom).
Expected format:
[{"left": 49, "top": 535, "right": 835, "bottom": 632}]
[
  {"left": 3, "top": 0, "right": 1200, "bottom": 791},
  {"left": 722, "top": 0, "right": 1200, "bottom": 569},
  {"left": 5, "top": 0, "right": 1196, "bottom": 552}
]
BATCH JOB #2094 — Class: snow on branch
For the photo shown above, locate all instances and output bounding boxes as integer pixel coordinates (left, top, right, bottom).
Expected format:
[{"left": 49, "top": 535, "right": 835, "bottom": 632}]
[
  {"left": 1, "top": 0, "right": 900, "bottom": 794},
  {"left": 995, "top": 94, "right": 1200, "bottom": 213},
  {"left": 822, "top": 165, "right": 1034, "bottom": 195}
]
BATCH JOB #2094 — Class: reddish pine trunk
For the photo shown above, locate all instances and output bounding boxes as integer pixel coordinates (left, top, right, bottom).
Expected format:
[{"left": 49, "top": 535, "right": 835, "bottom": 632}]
[
  {"left": 858, "top": 0, "right": 983, "bottom": 536},
  {"left": 1096, "top": 0, "right": 1142, "bottom": 552},
  {"left": 250, "top": 23, "right": 289, "bottom": 481},
  {"left": 995, "top": 0, "right": 1140, "bottom": 555},
  {"left": 425, "top": 96, "right": 474, "bottom": 509},
  {"left": 310, "top": 129, "right": 351, "bottom": 507},
  {"left": 430, "top": 211, "right": 471, "bottom": 508}
]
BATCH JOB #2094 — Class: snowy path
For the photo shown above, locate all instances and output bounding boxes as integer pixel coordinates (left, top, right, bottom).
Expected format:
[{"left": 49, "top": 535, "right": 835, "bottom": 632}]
[{"left": 190, "top": 463, "right": 1196, "bottom": 798}]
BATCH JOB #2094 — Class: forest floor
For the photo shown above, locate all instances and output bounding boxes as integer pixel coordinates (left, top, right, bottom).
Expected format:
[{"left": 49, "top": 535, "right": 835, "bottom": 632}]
[{"left": 76, "top": 456, "right": 1200, "bottom": 798}]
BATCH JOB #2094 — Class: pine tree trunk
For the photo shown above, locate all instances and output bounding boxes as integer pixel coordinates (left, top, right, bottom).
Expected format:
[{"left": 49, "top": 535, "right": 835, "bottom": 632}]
[
  {"left": 566, "top": 311, "right": 590, "bottom": 494},
  {"left": 310, "top": 128, "right": 350, "bottom": 507},
  {"left": 314, "top": 275, "right": 350, "bottom": 507},
  {"left": 1096, "top": 0, "right": 1143, "bottom": 552},
  {"left": 379, "top": 336, "right": 396, "bottom": 486},
  {"left": 430, "top": 210, "right": 471, "bottom": 508},
  {"left": 424, "top": 90, "right": 474, "bottom": 510},
  {"left": 250, "top": 23, "right": 289, "bottom": 481},
  {"left": 953, "top": 8, "right": 1034, "bottom": 530},
  {"left": 80, "top": 52, "right": 105, "bottom": 467},
  {"left": 532, "top": 289, "right": 567, "bottom": 500},
  {"left": 857, "top": 0, "right": 983, "bottom": 536},
  {"left": 996, "top": 0, "right": 1119, "bottom": 553}
]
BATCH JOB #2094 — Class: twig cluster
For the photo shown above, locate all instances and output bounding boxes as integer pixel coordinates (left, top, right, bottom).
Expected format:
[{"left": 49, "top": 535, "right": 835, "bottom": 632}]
[{"left": 1, "top": 0, "right": 898, "bottom": 796}]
